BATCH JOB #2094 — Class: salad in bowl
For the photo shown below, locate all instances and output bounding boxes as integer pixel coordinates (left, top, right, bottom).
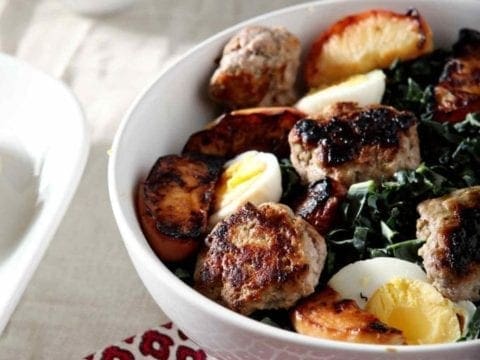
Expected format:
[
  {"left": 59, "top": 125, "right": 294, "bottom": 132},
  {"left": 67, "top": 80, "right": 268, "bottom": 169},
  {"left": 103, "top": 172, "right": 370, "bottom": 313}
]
[{"left": 109, "top": 1, "right": 480, "bottom": 358}]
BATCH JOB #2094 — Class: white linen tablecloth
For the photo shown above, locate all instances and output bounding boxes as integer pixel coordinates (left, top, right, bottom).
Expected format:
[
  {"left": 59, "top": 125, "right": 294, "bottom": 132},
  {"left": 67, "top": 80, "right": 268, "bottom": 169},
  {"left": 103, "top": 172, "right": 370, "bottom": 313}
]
[{"left": 0, "top": 0, "right": 303, "bottom": 358}]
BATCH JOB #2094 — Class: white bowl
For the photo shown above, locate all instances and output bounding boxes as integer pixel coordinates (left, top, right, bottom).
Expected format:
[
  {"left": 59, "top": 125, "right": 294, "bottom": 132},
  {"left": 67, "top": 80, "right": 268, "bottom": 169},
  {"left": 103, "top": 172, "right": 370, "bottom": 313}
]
[
  {"left": 0, "top": 53, "right": 89, "bottom": 333},
  {"left": 109, "top": 1, "right": 480, "bottom": 359}
]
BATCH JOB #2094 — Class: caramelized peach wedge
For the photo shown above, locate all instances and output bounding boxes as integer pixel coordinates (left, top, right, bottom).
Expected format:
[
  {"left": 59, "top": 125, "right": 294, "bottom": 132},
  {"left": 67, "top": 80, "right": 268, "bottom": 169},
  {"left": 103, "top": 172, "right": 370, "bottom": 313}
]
[
  {"left": 434, "top": 29, "right": 480, "bottom": 122},
  {"left": 292, "top": 287, "right": 406, "bottom": 345},
  {"left": 304, "top": 9, "right": 434, "bottom": 89},
  {"left": 137, "top": 154, "right": 224, "bottom": 262},
  {"left": 182, "top": 107, "right": 305, "bottom": 159}
]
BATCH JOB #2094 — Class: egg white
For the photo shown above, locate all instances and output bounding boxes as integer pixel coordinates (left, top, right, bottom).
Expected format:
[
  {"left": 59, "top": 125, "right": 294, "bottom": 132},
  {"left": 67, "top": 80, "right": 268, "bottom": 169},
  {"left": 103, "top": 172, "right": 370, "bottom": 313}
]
[
  {"left": 328, "top": 256, "right": 477, "bottom": 336},
  {"left": 209, "top": 150, "right": 282, "bottom": 227},
  {"left": 295, "top": 69, "right": 386, "bottom": 116},
  {"left": 328, "top": 257, "right": 427, "bottom": 309}
]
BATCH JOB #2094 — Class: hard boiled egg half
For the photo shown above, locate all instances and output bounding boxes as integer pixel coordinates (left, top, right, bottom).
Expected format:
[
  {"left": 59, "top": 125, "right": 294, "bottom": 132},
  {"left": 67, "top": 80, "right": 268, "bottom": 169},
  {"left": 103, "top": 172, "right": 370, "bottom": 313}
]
[
  {"left": 209, "top": 150, "right": 282, "bottom": 227},
  {"left": 295, "top": 69, "right": 386, "bottom": 116},
  {"left": 328, "top": 257, "right": 476, "bottom": 345}
]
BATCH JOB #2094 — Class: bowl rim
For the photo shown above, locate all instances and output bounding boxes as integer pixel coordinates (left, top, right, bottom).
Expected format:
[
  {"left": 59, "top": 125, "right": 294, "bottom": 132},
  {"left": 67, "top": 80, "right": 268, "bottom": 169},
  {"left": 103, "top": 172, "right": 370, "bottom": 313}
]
[{"left": 109, "top": 0, "right": 480, "bottom": 354}]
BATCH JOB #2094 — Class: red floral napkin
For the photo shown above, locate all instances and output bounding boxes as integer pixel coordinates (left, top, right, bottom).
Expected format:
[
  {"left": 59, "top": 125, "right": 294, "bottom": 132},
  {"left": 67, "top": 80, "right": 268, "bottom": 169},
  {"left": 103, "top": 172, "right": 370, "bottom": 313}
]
[{"left": 84, "top": 322, "right": 215, "bottom": 360}]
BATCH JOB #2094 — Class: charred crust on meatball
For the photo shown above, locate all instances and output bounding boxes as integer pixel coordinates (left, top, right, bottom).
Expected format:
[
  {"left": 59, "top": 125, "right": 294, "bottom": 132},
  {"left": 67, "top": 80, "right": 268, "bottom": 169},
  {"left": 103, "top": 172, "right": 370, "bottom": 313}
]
[
  {"left": 289, "top": 104, "right": 420, "bottom": 186},
  {"left": 194, "top": 202, "right": 327, "bottom": 315},
  {"left": 292, "top": 107, "right": 416, "bottom": 167},
  {"left": 440, "top": 206, "right": 480, "bottom": 276},
  {"left": 417, "top": 186, "right": 480, "bottom": 301}
]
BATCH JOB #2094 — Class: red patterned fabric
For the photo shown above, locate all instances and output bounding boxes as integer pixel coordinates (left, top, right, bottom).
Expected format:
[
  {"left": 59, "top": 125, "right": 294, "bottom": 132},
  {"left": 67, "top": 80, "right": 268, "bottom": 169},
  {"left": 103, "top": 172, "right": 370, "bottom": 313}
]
[
  {"left": 84, "top": 322, "right": 214, "bottom": 360},
  {"left": 139, "top": 330, "right": 174, "bottom": 359}
]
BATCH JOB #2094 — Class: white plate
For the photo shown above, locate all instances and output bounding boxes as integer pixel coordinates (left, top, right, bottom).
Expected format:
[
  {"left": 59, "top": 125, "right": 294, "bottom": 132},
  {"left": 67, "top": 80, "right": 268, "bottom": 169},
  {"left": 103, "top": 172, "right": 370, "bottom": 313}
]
[{"left": 0, "top": 53, "right": 89, "bottom": 333}]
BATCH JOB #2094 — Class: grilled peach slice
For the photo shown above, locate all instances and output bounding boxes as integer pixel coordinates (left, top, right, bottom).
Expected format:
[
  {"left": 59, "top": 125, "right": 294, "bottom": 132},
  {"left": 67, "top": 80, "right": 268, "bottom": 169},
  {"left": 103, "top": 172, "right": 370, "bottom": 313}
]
[
  {"left": 182, "top": 107, "right": 305, "bottom": 159},
  {"left": 304, "top": 9, "right": 433, "bottom": 89},
  {"left": 289, "top": 177, "right": 347, "bottom": 235},
  {"left": 137, "top": 153, "right": 223, "bottom": 262},
  {"left": 292, "top": 287, "right": 406, "bottom": 345},
  {"left": 434, "top": 29, "right": 480, "bottom": 122}
]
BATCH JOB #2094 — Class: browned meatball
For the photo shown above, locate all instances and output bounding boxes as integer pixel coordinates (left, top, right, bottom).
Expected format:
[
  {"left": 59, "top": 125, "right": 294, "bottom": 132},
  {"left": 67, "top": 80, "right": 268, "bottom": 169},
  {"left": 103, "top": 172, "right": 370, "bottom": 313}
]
[
  {"left": 417, "top": 186, "right": 480, "bottom": 301},
  {"left": 194, "top": 202, "right": 326, "bottom": 315},
  {"left": 209, "top": 26, "right": 301, "bottom": 109},
  {"left": 289, "top": 104, "right": 420, "bottom": 187}
]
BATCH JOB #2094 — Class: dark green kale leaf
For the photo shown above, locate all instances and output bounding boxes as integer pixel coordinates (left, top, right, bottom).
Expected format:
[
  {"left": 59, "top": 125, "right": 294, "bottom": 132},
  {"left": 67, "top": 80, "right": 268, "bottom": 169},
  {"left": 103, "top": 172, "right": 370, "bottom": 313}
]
[
  {"left": 279, "top": 158, "right": 302, "bottom": 202},
  {"left": 250, "top": 309, "right": 293, "bottom": 331},
  {"left": 458, "top": 306, "right": 480, "bottom": 341},
  {"left": 383, "top": 49, "right": 450, "bottom": 116},
  {"left": 168, "top": 261, "right": 196, "bottom": 286},
  {"left": 419, "top": 113, "right": 480, "bottom": 187},
  {"left": 369, "top": 239, "right": 425, "bottom": 263}
]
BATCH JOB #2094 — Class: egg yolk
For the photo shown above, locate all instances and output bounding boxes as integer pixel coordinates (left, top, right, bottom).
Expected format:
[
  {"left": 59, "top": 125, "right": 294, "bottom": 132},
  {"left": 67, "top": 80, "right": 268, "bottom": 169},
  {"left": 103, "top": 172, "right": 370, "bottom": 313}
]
[
  {"left": 365, "top": 278, "right": 461, "bottom": 345},
  {"left": 339, "top": 73, "right": 367, "bottom": 86},
  {"left": 309, "top": 73, "right": 367, "bottom": 93},
  {"left": 215, "top": 155, "right": 266, "bottom": 206}
]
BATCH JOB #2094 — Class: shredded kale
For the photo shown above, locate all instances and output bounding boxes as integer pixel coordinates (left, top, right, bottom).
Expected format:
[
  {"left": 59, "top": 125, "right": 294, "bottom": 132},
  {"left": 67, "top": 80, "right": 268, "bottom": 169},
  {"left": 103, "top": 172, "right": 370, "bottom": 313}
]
[
  {"left": 383, "top": 49, "right": 450, "bottom": 116},
  {"left": 324, "top": 164, "right": 459, "bottom": 278},
  {"left": 169, "top": 262, "right": 195, "bottom": 286},
  {"left": 458, "top": 307, "right": 480, "bottom": 341},
  {"left": 420, "top": 113, "right": 480, "bottom": 186},
  {"left": 173, "top": 267, "right": 193, "bottom": 284},
  {"left": 250, "top": 309, "right": 293, "bottom": 331},
  {"left": 369, "top": 239, "right": 425, "bottom": 263},
  {"left": 279, "top": 158, "right": 302, "bottom": 202}
]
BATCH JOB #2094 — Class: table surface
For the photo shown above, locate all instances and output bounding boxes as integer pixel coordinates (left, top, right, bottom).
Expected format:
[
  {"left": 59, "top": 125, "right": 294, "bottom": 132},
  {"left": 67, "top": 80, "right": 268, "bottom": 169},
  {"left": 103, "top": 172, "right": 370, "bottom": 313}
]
[{"left": 0, "top": 0, "right": 305, "bottom": 358}]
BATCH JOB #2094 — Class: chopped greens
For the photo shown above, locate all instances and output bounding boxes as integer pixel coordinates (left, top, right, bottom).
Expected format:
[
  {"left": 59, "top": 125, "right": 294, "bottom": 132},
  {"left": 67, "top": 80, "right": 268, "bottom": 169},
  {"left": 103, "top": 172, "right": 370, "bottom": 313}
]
[
  {"left": 420, "top": 113, "right": 480, "bottom": 187},
  {"left": 324, "top": 164, "right": 457, "bottom": 277},
  {"left": 279, "top": 158, "right": 302, "bottom": 202},
  {"left": 173, "top": 267, "right": 194, "bottom": 284},
  {"left": 251, "top": 309, "right": 293, "bottom": 331},
  {"left": 369, "top": 239, "right": 425, "bottom": 263},
  {"left": 458, "top": 307, "right": 480, "bottom": 341},
  {"left": 170, "top": 262, "right": 195, "bottom": 286},
  {"left": 383, "top": 49, "right": 450, "bottom": 116}
]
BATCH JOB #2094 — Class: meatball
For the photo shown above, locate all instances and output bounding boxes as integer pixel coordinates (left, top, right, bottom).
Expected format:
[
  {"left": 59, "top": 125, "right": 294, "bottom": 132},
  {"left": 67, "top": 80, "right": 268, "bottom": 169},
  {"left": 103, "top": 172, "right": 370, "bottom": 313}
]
[
  {"left": 209, "top": 26, "right": 301, "bottom": 109},
  {"left": 290, "top": 177, "right": 347, "bottom": 235},
  {"left": 289, "top": 104, "right": 420, "bottom": 187},
  {"left": 417, "top": 186, "right": 480, "bottom": 301},
  {"left": 194, "top": 202, "right": 327, "bottom": 315}
]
